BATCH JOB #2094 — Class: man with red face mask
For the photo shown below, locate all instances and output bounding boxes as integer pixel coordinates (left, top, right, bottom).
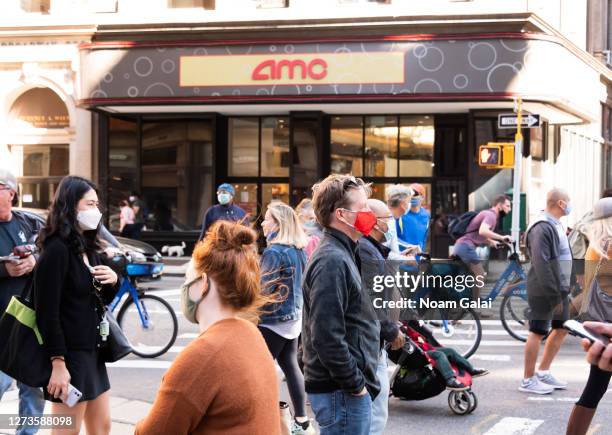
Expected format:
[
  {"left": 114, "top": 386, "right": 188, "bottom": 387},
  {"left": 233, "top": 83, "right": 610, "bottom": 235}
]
[{"left": 302, "top": 174, "right": 381, "bottom": 435}]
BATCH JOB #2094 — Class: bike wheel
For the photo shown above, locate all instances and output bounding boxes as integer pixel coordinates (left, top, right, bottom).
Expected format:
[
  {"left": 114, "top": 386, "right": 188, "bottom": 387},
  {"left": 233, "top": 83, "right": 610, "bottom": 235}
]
[
  {"left": 500, "top": 293, "right": 530, "bottom": 342},
  {"left": 422, "top": 308, "right": 482, "bottom": 359},
  {"left": 117, "top": 294, "right": 178, "bottom": 358}
]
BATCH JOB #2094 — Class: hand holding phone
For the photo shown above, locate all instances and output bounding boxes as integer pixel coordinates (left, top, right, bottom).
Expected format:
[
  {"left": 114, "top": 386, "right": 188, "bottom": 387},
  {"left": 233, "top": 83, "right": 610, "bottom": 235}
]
[
  {"left": 564, "top": 320, "right": 610, "bottom": 345},
  {"left": 62, "top": 384, "right": 83, "bottom": 408}
]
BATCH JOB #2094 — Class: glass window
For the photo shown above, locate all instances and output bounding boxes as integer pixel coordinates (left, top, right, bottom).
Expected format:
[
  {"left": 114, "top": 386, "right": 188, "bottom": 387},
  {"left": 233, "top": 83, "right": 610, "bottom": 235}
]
[
  {"left": 229, "top": 118, "right": 259, "bottom": 176},
  {"left": 20, "top": 0, "right": 50, "bottom": 13},
  {"left": 292, "top": 117, "right": 320, "bottom": 204},
  {"left": 399, "top": 116, "right": 434, "bottom": 177},
  {"left": 7, "top": 144, "right": 69, "bottom": 210},
  {"left": 232, "top": 183, "right": 258, "bottom": 220},
  {"left": 108, "top": 118, "right": 139, "bottom": 231},
  {"left": 141, "top": 120, "right": 213, "bottom": 231},
  {"left": 530, "top": 126, "right": 545, "bottom": 161},
  {"left": 365, "top": 116, "right": 398, "bottom": 177},
  {"left": 263, "top": 183, "right": 290, "bottom": 215},
  {"left": 331, "top": 116, "right": 363, "bottom": 176},
  {"left": 261, "top": 117, "right": 289, "bottom": 177},
  {"left": 168, "top": 0, "right": 215, "bottom": 8}
]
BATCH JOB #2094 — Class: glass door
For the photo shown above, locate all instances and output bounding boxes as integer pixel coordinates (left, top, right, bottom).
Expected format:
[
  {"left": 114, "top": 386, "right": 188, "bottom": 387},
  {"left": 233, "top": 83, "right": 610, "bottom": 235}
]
[{"left": 290, "top": 113, "right": 324, "bottom": 205}]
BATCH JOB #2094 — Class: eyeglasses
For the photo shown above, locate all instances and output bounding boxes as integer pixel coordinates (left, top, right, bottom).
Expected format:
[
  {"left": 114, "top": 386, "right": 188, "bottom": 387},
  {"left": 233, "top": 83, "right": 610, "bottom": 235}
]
[{"left": 376, "top": 215, "right": 393, "bottom": 222}]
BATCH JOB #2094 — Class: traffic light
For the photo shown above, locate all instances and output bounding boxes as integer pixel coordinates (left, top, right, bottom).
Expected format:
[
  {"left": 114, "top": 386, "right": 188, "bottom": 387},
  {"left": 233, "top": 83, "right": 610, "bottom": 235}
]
[{"left": 478, "top": 142, "right": 515, "bottom": 168}]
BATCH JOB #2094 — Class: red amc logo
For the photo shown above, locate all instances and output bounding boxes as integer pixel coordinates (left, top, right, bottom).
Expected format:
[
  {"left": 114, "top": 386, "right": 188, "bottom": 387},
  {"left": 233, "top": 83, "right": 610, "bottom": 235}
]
[{"left": 251, "top": 58, "right": 328, "bottom": 81}]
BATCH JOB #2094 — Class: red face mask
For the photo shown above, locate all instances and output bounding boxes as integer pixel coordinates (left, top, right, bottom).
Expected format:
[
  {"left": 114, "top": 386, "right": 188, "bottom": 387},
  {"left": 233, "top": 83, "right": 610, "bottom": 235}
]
[{"left": 341, "top": 209, "right": 377, "bottom": 236}]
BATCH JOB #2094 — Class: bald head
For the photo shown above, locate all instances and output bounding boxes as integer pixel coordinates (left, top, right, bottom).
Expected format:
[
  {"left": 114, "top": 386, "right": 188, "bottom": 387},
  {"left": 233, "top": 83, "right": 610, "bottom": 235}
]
[
  {"left": 367, "top": 199, "right": 390, "bottom": 217},
  {"left": 546, "top": 188, "right": 571, "bottom": 219},
  {"left": 546, "top": 188, "right": 570, "bottom": 208}
]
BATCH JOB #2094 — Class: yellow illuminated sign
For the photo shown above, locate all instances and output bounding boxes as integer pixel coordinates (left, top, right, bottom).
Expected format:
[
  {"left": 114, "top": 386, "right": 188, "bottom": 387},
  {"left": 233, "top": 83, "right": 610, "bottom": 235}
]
[{"left": 180, "top": 52, "right": 405, "bottom": 87}]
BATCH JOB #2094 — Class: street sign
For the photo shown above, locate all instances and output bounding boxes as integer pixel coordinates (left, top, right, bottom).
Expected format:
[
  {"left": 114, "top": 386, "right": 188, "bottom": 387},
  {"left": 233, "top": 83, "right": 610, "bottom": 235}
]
[
  {"left": 498, "top": 113, "right": 540, "bottom": 129},
  {"left": 478, "top": 142, "right": 515, "bottom": 168}
]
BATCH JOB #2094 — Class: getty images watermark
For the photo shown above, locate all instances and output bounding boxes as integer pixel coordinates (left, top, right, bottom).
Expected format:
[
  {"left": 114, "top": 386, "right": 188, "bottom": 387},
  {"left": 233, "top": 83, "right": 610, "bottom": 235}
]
[{"left": 370, "top": 271, "right": 490, "bottom": 310}]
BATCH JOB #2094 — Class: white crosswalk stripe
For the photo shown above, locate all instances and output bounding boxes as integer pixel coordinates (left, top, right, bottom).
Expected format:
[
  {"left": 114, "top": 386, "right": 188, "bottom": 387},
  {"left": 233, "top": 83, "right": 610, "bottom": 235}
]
[{"left": 483, "top": 417, "right": 544, "bottom": 435}]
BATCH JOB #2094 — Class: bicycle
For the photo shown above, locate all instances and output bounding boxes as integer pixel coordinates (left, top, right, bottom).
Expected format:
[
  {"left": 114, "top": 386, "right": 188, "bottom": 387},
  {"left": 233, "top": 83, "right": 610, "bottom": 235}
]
[
  {"left": 107, "top": 256, "right": 178, "bottom": 358},
  {"left": 401, "top": 255, "right": 483, "bottom": 359}
]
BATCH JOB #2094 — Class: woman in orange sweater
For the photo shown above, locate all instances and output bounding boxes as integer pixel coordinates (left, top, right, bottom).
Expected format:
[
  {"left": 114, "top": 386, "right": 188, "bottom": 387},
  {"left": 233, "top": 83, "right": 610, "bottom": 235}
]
[{"left": 136, "top": 221, "right": 280, "bottom": 435}]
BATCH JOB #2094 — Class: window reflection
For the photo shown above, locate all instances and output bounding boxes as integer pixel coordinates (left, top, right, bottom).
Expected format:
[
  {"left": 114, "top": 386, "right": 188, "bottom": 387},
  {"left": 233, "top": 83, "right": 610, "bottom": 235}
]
[
  {"left": 263, "top": 183, "right": 290, "bottom": 215},
  {"left": 399, "top": 116, "right": 434, "bottom": 177},
  {"left": 232, "top": 184, "right": 258, "bottom": 220},
  {"left": 229, "top": 118, "right": 259, "bottom": 176},
  {"left": 261, "top": 117, "right": 290, "bottom": 177},
  {"left": 365, "top": 116, "right": 398, "bottom": 177},
  {"left": 331, "top": 116, "right": 363, "bottom": 176},
  {"left": 108, "top": 118, "right": 138, "bottom": 231},
  {"left": 141, "top": 121, "right": 213, "bottom": 232}
]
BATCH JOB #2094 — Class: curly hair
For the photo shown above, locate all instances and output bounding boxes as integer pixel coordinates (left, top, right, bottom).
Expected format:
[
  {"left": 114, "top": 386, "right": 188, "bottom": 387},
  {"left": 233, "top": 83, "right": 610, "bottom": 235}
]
[{"left": 38, "top": 176, "right": 102, "bottom": 255}]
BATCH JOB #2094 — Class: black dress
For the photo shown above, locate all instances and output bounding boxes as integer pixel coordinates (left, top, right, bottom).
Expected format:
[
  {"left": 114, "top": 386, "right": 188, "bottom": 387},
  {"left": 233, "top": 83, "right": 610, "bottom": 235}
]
[{"left": 34, "top": 236, "right": 118, "bottom": 403}]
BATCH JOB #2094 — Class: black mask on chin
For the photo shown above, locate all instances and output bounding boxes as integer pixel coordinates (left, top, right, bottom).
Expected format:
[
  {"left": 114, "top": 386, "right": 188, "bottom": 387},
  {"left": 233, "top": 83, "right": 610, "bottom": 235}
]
[{"left": 498, "top": 209, "right": 508, "bottom": 219}]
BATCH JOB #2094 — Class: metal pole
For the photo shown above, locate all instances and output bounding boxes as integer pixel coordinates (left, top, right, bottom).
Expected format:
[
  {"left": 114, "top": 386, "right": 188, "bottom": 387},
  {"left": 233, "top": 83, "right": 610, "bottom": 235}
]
[{"left": 511, "top": 98, "right": 523, "bottom": 253}]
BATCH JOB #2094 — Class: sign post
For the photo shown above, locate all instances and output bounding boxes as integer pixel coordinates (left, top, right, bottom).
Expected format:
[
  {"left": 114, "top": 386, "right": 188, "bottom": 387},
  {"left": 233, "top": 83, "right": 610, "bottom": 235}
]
[{"left": 511, "top": 98, "right": 523, "bottom": 253}]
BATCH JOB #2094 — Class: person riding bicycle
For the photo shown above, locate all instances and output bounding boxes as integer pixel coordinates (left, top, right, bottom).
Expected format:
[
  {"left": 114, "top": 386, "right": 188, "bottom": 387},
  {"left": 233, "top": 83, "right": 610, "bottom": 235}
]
[{"left": 453, "top": 194, "right": 512, "bottom": 300}]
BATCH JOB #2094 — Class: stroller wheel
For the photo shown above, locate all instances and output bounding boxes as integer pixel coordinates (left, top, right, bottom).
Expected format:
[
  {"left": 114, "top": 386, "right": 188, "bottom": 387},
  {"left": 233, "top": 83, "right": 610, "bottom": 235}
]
[
  {"left": 448, "top": 390, "right": 472, "bottom": 415},
  {"left": 467, "top": 391, "right": 478, "bottom": 413}
]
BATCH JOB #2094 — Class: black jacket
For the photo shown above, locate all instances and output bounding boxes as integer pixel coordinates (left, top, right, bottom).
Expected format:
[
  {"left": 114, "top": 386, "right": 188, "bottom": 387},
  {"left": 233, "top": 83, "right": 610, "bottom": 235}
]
[
  {"left": 0, "top": 210, "right": 45, "bottom": 312},
  {"left": 34, "top": 236, "right": 118, "bottom": 357},
  {"left": 526, "top": 220, "right": 570, "bottom": 308},
  {"left": 301, "top": 228, "right": 380, "bottom": 399},
  {"left": 358, "top": 236, "right": 400, "bottom": 349}
]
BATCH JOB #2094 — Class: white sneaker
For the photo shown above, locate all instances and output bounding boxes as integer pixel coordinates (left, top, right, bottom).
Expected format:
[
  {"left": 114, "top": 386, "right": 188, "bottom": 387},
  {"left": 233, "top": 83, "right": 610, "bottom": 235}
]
[
  {"left": 537, "top": 372, "right": 568, "bottom": 390},
  {"left": 518, "top": 376, "right": 554, "bottom": 395}
]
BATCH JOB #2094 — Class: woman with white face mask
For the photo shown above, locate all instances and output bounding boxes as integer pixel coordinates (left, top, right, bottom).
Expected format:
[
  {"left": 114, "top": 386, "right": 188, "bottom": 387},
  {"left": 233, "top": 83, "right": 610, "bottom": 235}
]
[
  {"left": 137, "top": 221, "right": 281, "bottom": 435},
  {"left": 35, "top": 176, "right": 119, "bottom": 435}
]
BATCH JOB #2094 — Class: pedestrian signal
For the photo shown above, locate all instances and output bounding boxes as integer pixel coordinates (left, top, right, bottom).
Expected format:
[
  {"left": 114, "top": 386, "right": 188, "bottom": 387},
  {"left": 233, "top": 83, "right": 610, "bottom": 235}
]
[{"left": 478, "top": 143, "right": 515, "bottom": 169}]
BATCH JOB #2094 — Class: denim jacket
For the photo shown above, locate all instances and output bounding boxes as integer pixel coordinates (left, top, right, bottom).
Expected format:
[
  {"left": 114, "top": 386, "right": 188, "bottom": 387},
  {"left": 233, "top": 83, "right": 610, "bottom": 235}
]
[{"left": 259, "top": 242, "right": 307, "bottom": 324}]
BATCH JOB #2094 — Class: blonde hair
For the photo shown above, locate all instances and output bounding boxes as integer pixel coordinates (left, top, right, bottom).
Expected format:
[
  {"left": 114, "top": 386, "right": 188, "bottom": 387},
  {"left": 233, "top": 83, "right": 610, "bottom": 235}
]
[
  {"left": 266, "top": 202, "right": 309, "bottom": 249},
  {"left": 587, "top": 216, "right": 612, "bottom": 259}
]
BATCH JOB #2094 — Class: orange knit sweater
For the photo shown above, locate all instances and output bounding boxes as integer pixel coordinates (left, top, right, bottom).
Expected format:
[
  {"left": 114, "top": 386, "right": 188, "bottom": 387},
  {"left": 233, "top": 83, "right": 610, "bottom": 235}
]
[{"left": 135, "top": 318, "right": 280, "bottom": 435}]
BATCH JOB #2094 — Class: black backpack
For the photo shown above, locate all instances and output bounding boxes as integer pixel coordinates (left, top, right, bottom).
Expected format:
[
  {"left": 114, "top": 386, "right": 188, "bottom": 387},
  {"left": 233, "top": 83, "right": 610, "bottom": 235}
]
[{"left": 447, "top": 211, "right": 479, "bottom": 241}]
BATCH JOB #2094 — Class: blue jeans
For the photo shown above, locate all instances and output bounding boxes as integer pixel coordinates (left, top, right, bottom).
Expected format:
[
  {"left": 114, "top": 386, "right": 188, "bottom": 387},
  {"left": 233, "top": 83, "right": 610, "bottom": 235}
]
[
  {"left": 370, "top": 351, "right": 389, "bottom": 435},
  {"left": 309, "top": 390, "right": 372, "bottom": 435},
  {"left": 0, "top": 371, "right": 45, "bottom": 435}
]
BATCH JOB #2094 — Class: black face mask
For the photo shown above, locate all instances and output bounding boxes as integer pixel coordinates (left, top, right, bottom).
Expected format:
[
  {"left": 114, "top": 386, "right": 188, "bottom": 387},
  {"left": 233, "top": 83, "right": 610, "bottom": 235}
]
[{"left": 499, "top": 209, "right": 508, "bottom": 218}]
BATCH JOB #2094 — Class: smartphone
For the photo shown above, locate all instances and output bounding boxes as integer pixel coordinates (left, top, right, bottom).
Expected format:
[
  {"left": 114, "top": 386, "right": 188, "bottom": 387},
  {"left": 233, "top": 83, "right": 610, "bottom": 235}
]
[
  {"left": 564, "top": 320, "right": 610, "bottom": 345},
  {"left": 63, "top": 384, "right": 83, "bottom": 408}
]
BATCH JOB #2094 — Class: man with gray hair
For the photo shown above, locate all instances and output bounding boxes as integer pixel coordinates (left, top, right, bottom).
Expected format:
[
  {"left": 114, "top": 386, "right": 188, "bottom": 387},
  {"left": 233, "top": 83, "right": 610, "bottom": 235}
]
[
  {"left": 386, "top": 184, "right": 419, "bottom": 252},
  {"left": 519, "top": 188, "right": 573, "bottom": 395},
  {"left": 0, "top": 169, "right": 46, "bottom": 434}
]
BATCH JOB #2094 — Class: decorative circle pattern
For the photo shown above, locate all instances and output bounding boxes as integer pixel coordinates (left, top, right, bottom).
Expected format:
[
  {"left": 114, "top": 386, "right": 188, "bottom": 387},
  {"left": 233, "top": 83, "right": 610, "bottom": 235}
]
[{"left": 134, "top": 57, "right": 153, "bottom": 77}]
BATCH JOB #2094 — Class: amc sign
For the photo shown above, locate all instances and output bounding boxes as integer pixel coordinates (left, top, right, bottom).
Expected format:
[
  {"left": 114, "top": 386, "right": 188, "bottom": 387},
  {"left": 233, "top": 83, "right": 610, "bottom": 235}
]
[{"left": 180, "top": 52, "right": 404, "bottom": 87}]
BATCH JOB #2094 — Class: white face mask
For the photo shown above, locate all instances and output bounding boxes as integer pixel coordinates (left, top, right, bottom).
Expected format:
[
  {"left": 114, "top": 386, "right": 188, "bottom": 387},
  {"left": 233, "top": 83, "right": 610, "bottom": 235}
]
[{"left": 77, "top": 208, "right": 102, "bottom": 231}]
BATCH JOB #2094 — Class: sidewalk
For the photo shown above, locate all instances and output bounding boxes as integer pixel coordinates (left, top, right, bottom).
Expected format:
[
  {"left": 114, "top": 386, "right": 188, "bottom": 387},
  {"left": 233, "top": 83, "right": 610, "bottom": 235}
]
[
  {"left": 161, "top": 256, "right": 190, "bottom": 277},
  {"left": 0, "top": 389, "right": 151, "bottom": 434}
]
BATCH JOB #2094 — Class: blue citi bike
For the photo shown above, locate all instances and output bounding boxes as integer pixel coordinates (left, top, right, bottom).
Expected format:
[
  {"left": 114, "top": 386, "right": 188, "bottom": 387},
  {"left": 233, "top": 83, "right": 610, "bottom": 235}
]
[{"left": 107, "top": 255, "right": 178, "bottom": 358}]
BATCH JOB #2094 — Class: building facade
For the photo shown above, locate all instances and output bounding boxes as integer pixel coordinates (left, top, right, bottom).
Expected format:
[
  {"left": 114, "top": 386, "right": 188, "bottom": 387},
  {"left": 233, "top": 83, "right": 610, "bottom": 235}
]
[{"left": 2, "top": 0, "right": 611, "bottom": 255}]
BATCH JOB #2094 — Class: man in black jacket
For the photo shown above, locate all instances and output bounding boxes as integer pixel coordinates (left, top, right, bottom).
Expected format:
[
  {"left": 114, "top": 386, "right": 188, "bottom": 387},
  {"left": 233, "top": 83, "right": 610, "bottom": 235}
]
[
  {"left": 302, "top": 174, "right": 380, "bottom": 435},
  {"left": 0, "top": 169, "right": 45, "bottom": 434},
  {"left": 358, "top": 198, "right": 405, "bottom": 435},
  {"left": 519, "top": 188, "right": 573, "bottom": 395}
]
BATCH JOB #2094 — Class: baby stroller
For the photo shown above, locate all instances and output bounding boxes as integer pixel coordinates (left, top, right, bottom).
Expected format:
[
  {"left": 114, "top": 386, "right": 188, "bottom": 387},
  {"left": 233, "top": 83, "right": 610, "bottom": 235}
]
[{"left": 387, "top": 320, "right": 478, "bottom": 415}]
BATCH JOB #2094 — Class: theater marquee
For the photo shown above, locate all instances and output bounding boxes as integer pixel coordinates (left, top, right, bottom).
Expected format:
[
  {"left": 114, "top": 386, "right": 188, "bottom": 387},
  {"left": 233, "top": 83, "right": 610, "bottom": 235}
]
[{"left": 179, "top": 52, "right": 405, "bottom": 87}]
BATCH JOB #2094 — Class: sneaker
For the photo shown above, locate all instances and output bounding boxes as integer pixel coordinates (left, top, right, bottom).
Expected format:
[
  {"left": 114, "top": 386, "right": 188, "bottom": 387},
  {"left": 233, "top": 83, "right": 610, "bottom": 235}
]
[
  {"left": 537, "top": 372, "right": 568, "bottom": 390},
  {"left": 470, "top": 368, "right": 490, "bottom": 378},
  {"left": 446, "top": 378, "right": 469, "bottom": 391},
  {"left": 291, "top": 419, "right": 315, "bottom": 435},
  {"left": 518, "top": 376, "right": 554, "bottom": 395}
]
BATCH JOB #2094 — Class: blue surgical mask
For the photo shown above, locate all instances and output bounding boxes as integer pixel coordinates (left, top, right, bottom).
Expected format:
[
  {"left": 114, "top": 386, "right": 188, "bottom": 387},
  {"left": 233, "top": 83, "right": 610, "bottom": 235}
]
[
  {"left": 218, "top": 193, "right": 231, "bottom": 205},
  {"left": 563, "top": 203, "right": 572, "bottom": 216},
  {"left": 410, "top": 197, "right": 422, "bottom": 207}
]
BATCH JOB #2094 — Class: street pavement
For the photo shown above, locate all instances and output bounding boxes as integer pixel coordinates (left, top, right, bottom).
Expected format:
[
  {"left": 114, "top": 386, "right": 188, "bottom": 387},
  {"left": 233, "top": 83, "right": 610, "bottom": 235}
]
[{"left": 1, "top": 270, "right": 610, "bottom": 434}]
